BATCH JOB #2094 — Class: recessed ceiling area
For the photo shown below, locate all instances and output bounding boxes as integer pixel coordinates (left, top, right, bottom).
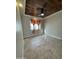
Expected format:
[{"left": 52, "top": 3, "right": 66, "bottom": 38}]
[{"left": 25, "top": 0, "right": 62, "bottom": 18}]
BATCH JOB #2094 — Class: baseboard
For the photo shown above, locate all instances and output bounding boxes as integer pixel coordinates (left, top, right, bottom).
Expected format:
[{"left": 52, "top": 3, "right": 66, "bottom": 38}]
[
  {"left": 24, "top": 33, "right": 44, "bottom": 39},
  {"left": 45, "top": 32, "right": 62, "bottom": 40}
]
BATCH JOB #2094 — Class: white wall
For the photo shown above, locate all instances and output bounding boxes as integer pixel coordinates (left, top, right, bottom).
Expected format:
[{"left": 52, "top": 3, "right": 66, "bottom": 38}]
[
  {"left": 44, "top": 10, "right": 62, "bottom": 39},
  {"left": 16, "top": 6, "right": 24, "bottom": 59},
  {"left": 22, "top": 15, "right": 44, "bottom": 39}
]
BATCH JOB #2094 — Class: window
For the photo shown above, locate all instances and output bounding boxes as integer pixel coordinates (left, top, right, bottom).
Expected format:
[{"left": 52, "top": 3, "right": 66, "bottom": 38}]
[{"left": 30, "top": 17, "right": 41, "bottom": 33}]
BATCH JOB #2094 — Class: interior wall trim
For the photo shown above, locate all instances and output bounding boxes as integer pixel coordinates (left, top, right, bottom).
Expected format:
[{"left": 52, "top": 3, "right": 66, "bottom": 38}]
[
  {"left": 44, "top": 10, "right": 62, "bottom": 19},
  {"left": 45, "top": 31, "right": 62, "bottom": 40},
  {"left": 24, "top": 33, "right": 44, "bottom": 39}
]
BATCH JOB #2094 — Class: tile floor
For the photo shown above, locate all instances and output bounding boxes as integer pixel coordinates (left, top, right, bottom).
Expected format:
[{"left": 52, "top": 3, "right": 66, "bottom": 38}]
[{"left": 24, "top": 35, "right": 62, "bottom": 59}]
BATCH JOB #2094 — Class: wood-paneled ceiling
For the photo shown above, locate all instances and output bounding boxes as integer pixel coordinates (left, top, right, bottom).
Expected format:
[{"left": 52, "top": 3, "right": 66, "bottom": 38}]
[{"left": 25, "top": 0, "right": 62, "bottom": 17}]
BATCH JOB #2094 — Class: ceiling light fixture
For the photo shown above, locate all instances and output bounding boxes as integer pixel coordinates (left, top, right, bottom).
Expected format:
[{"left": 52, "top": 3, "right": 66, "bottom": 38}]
[
  {"left": 19, "top": 3, "right": 23, "bottom": 7},
  {"left": 40, "top": 13, "right": 44, "bottom": 16}
]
